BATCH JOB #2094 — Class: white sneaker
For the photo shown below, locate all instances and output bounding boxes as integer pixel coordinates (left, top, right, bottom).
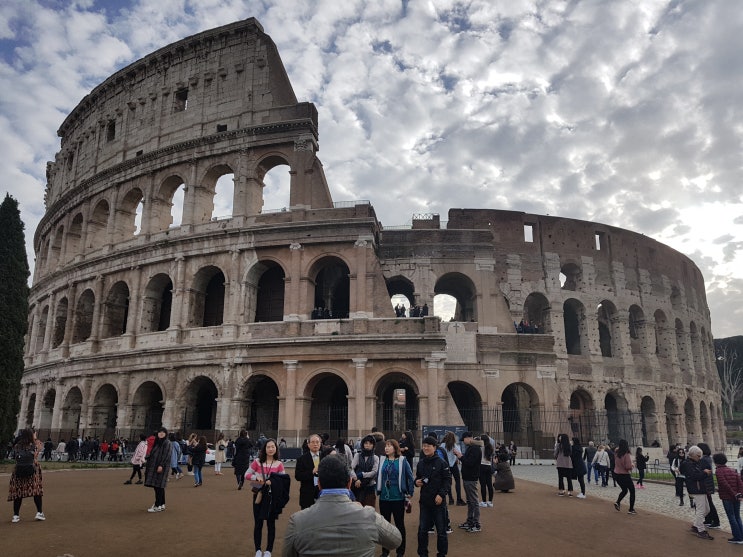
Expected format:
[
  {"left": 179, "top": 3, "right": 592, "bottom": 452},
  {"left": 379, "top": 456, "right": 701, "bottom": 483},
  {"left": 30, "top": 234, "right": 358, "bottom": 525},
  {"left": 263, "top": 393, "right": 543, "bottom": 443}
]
[
  {"left": 35, "top": 512, "right": 46, "bottom": 521},
  {"left": 478, "top": 501, "right": 487, "bottom": 507},
  {"left": 12, "top": 515, "right": 20, "bottom": 523},
  {"left": 255, "top": 551, "right": 263, "bottom": 557},
  {"left": 264, "top": 552, "right": 271, "bottom": 557},
  {"left": 577, "top": 493, "right": 586, "bottom": 499},
  {"left": 147, "top": 505, "right": 163, "bottom": 513},
  {"left": 487, "top": 501, "right": 493, "bottom": 507}
]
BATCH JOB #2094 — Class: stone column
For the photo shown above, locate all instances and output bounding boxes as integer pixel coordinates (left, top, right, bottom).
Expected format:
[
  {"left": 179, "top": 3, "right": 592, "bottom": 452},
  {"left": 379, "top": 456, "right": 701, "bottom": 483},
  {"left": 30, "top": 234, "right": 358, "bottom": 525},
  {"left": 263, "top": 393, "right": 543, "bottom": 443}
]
[
  {"left": 79, "top": 376, "right": 93, "bottom": 432},
  {"left": 61, "top": 282, "right": 77, "bottom": 356},
  {"left": 124, "top": 267, "right": 142, "bottom": 342},
  {"left": 89, "top": 275, "right": 105, "bottom": 352},
  {"left": 50, "top": 381, "right": 64, "bottom": 432},
  {"left": 351, "top": 239, "right": 371, "bottom": 318},
  {"left": 352, "top": 358, "right": 368, "bottom": 432},
  {"left": 286, "top": 243, "right": 303, "bottom": 320},
  {"left": 32, "top": 384, "right": 44, "bottom": 429},
  {"left": 169, "top": 256, "right": 187, "bottom": 329},
  {"left": 425, "top": 353, "right": 446, "bottom": 425},
  {"left": 41, "top": 291, "right": 56, "bottom": 355}
]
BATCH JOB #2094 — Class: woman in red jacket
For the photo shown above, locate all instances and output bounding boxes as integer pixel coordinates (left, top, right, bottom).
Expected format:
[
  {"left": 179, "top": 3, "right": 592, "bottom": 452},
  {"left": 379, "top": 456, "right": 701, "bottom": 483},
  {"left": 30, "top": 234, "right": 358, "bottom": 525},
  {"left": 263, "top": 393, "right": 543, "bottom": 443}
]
[{"left": 714, "top": 453, "right": 743, "bottom": 544}]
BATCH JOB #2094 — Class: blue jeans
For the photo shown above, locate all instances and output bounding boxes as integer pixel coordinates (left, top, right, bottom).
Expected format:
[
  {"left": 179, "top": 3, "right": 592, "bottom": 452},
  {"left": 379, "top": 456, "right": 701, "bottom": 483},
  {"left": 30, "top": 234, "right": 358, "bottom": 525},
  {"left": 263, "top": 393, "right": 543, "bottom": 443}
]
[
  {"left": 193, "top": 465, "right": 203, "bottom": 485},
  {"left": 586, "top": 461, "right": 593, "bottom": 482},
  {"left": 418, "top": 503, "right": 447, "bottom": 556},
  {"left": 723, "top": 499, "right": 743, "bottom": 541}
]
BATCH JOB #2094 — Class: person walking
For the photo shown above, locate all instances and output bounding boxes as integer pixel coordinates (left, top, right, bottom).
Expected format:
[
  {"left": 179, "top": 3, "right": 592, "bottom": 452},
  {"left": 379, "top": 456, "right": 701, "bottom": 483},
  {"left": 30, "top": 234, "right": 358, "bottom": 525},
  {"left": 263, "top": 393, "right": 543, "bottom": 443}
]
[
  {"left": 249, "top": 438, "right": 286, "bottom": 557},
  {"left": 416, "top": 436, "right": 451, "bottom": 557},
  {"left": 612, "top": 439, "right": 636, "bottom": 515},
  {"left": 377, "top": 439, "right": 415, "bottom": 557},
  {"left": 571, "top": 437, "right": 587, "bottom": 499},
  {"left": 8, "top": 428, "right": 45, "bottom": 523},
  {"left": 233, "top": 429, "right": 254, "bottom": 490},
  {"left": 681, "top": 445, "right": 715, "bottom": 540},
  {"left": 124, "top": 434, "right": 147, "bottom": 484},
  {"left": 144, "top": 427, "right": 172, "bottom": 513},
  {"left": 168, "top": 432, "right": 183, "bottom": 480},
  {"left": 554, "top": 433, "right": 574, "bottom": 497},
  {"left": 698, "top": 442, "right": 721, "bottom": 529},
  {"left": 591, "top": 444, "right": 610, "bottom": 487},
  {"left": 713, "top": 453, "right": 743, "bottom": 544},
  {"left": 583, "top": 441, "right": 597, "bottom": 484},
  {"left": 190, "top": 436, "right": 207, "bottom": 487},
  {"left": 671, "top": 447, "right": 687, "bottom": 506},
  {"left": 214, "top": 432, "right": 227, "bottom": 475},
  {"left": 635, "top": 447, "right": 649, "bottom": 489}
]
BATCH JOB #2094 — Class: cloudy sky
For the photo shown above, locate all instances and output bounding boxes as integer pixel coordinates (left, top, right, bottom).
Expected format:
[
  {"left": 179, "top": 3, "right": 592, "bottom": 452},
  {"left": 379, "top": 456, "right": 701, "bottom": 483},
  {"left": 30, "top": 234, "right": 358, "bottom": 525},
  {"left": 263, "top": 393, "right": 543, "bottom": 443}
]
[{"left": 1, "top": 0, "right": 742, "bottom": 337}]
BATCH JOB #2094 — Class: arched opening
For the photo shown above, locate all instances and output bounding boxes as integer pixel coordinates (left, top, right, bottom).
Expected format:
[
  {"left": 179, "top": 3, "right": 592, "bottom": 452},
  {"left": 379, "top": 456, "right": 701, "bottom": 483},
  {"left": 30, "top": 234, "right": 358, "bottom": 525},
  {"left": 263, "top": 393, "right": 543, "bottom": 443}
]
[
  {"left": 49, "top": 225, "right": 64, "bottom": 269},
  {"left": 563, "top": 298, "right": 587, "bottom": 355},
  {"left": 522, "top": 292, "right": 551, "bottom": 333},
  {"left": 190, "top": 266, "right": 226, "bottom": 327},
  {"left": 261, "top": 162, "right": 291, "bottom": 212},
  {"left": 502, "top": 383, "right": 540, "bottom": 448},
  {"left": 433, "top": 294, "right": 456, "bottom": 321},
  {"left": 114, "top": 188, "right": 144, "bottom": 241},
  {"left": 72, "top": 289, "right": 95, "bottom": 343},
  {"left": 699, "top": 401, "right": 709, "bottom": 441},
  {"left": 670, "top": 286, "right": 682, "bottom": 311},
  {"left": 640, "top": 396, "right": 659, "bottom": 447},
  {"left": 604, "top": 391, "right": 634, "bottom": 445},
  {"left": 675, "top": 319, "right": 689, "bottom": 373},
  {"left": 689, "top": 321, "right": 702, "bottom": 374},
  {"left": 254, "top": 263, "right": 286, "bottom": 322},
  {"left": 91, "top": 384, "right": 118, "bottom": 439},
  {"left": 376, "top": 372, "right": 419, "bottom": 436},
  {"left": 25, "top": 394, "right": 36, "bottom": 427},
  {"left": 312, "top": 257, "right": 350, "bottom": 319},
  {"left": 242, "top": 375, "right": 280, "bottom": 437},
  {"left": 654, "top": 309, "right": 670, "bottom": 358},
  {"left": 628, "top": 305, "right": 645, "bottom": 354},
  {"left": 36, "top": 306, "right": 49, "bottom": 352},
  {"left": 87, "top": 199, "right": 109, "bottom": 250},
  {"left": 52, "top": 297, "right": 68, "bottom": 348},
  {"left": 308, "top": 373, "right": 349, "bottom": 438},
  {"left": 151, "top": 176, "right": 186, "bottom": 232},
  {"left": 60, "top": 387, "right": 83, "bottom": 433},
  {"left": 141, "top": 274, "right": 173, "bottom": 332},
  {"left": 213, "top": 172, "right": 235, "bottom": 219},
  {"left": 66, "top": 213, "right": 83, "bottom": 262},
  {"left": 386, "top": 276, "right": 415, "bottom": 317},
  {"left": 131, "top": 381, "right": 164, "bottom": 435},
  {"left": 568, "top": 389, "right": 597, "bottom": 442},
  {"left": 448, "top": 381, "right": 483, "bottom": 432},
  {"left": 560, "top": 262, "right": 582, "bottom": 291},
  {"left": 39, "top": 389, "right": 55, "bottom": 431},
  {"left": 184, "top": 376, "right": 218, "bottom": 432},
  {"left": 434, "top": 272, "right": 477, "bottom": 322},
  {"left": 102, "top": 281, "right": 129, "bottom": 338},
  {"left": 597, "top": 300, "right": 617, "bottom": 357},
  {"left": 664, "top": 397, "right": 681, "bottom": 448},
  {"left": 684, "top": 399, "right": 696, "bottom": 444}
]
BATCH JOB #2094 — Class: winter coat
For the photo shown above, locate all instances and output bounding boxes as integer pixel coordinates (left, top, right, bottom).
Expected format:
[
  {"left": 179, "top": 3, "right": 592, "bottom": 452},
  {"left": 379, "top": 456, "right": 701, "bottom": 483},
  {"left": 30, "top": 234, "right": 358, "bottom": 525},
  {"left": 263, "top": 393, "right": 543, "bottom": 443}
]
[
  {"left": 571, "top": 445, "right": 587, "bottom": 476},
  {"left": 680, "top": 457, "right": 714, "bottom": 495},
  {"left": 215, "top": 439, "right": 227, "bottom": 464},
  {"left": 554, "top": 443, "right": 573, "bottom": 469},
  {"left": 376, "top": 456, "right": 415, "bottom": 498},
  {"left": 256, "top": 472, "right": 291, "bottom": 520},
  {"left": 416, "top": 453, "right": 451, "bottom": 506},
  {"left": 130, "top": 441, "right": 147, "bottom": 466},
  {"left": 190, "top": 443, "right": 206, "bottom": 467},
  {"left": 144, "top": 438, "right": 172, "bottom": 489},
  {"left": 716, "top": 464, "right": 743, "bottom": 501},
  {"left": 636, "top": 453, "right": 649, "bottom": 471},
  {"left": 232, "top": 436, "right": 254, "bottom": 475},
  {"left": 460, "top": 439, "right": 483, "bottom": 481},
  {"left": 493, "top": 460, "right": 515, "bottom": 491},
  {"left": 613, "top": 452, "right": 633, "bottom": 475}
]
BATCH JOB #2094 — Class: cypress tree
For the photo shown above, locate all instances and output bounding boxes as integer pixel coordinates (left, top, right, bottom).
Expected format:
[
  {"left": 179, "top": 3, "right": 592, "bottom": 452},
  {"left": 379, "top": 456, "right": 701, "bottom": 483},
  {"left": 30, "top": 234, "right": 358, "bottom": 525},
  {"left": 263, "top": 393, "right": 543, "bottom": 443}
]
[{"left": 0, "top": 193, "right": 30, "bottom": 444}]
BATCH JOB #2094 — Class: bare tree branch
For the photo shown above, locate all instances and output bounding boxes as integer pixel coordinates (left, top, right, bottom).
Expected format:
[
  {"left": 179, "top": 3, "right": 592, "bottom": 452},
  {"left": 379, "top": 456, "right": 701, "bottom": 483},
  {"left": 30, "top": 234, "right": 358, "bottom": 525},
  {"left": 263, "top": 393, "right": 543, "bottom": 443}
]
[{"left": 716, "top": 343, "right": 742, "bottom": 419}]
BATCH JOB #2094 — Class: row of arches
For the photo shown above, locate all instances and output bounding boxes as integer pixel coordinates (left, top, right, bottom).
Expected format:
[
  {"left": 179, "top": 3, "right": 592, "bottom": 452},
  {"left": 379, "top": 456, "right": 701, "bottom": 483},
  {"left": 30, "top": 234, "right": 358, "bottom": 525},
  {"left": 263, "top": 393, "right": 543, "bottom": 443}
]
[{"left": 36, "top": 159, "right": 292, "bottom": 278}]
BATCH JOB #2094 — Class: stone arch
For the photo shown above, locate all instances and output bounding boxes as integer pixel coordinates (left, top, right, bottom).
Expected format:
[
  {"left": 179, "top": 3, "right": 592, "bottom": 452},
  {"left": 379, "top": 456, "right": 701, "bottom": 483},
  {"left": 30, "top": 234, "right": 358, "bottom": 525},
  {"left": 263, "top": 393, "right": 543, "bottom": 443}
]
[
  {"left": 49, "top": 224, "right": 64, "bottom": 269},
  {"left": 257, "top": 154, "right": 292, "bottom": 213},
  {"left": 699, "top": 400, "right": 709, "bottom": 442},
  {"left": 25, "top": 393, "right": 36, "bottom": 427},
  {"left": 305, "top": 372, "right": 349, "bottom": 438},
  {"left": 87, "top": 199, "right": 110, "bottom": 250},
  {"left": 604, "top": 390, "right": 633, "bottom": 445},
  {"left": 66, "top": 213, "right": 84, "bottom": 262},
  {"left": 640, "top": 396, "right": 660, "bottom": 447},
  {"left": 152, "top": 175, "right": 187, "bottom": 232},
  {"left": 684, "top": 398, "right": 696, "bottom": 444},
  {"left": 434, "top": 272, "right": 477, "bottom": 322},
  {"left": 183, "top": 376, "right": 218, "bottom": 431},
  {"left": 569, "top": 389, "right": 597, "bottom": 442},
  {"left": 689, "top": 321, "right": 703, "bottom": 375},
  {"left": 502, "top": 383, "right": 540, "bottom": 448},
  {"left": 654, "top": 309, "right": 672, "bottom": 359},
  {"left": 113, "top": 187, "right": 144, "bottom": 241},
  {"left": 242, "top": 374, "right": 280, "bottom": 437},
  {"left": 91, "top": 384, "right": 118, "bottom": 437},
  {"left": 60, "top": 386, "right": 83, "bottom": 433},
  {"left": 386, "top": 275, "right": 416, "bottom": 312},
  {"left": 52, "top": 297, "right": 68, "bottom": 348},
  {"left": 675, "top": 319, "right": 689, "bottom": 373},
  {"left": 130, "top": 381, "right": 164, "bottom": 435},
  {"left": 36, "top": 305, "right": 49, "bottom": 352},
  {"left": 189, "top": 265, "right": 226, "bottom": 327},
  {"left": 375, "top": 371, "right": 420, "bottom": 436},
  {"left": 560, "top": 261, "right": 582, "bottom": 291},
  {"left": 523, "top": 292, "right": 551, "bottom": 333},
  {"left": 197, "top": 163, "right": 235, "bottom": 223},
  {"left": 628, "top": 304, "right": 646, "bottom": 355},
  {"left": 39, "top": 388, "right": 56, "bottom": 431},
  {"left": 141, "top": 273, "right": 173, "bottom": 332},
  {"left": 664, "top": 397, "right": 681, "bottom": 448},
  {"left": 72, "top": 289, "right": 95, "bottom": 343},
  {"left": 563, "top": 298, "right": 588, "bottom": 355},
  {"left": 597, "top": 300, "right": 619, "bottom": 357},
  {"left": 309, "top": 256, "right": 350, "bottom": 319},
  {"left": 245, "top": 260, "right": 286, "bottom": 323},
  {"left": 102, "top": 281, "right": 130, "bottom": 338},
  {"left": 447, "top": 381, "right": 483, "bottom": 432},
  {"left": 700, "top": 326, "right": 711, "bottom": 373}
]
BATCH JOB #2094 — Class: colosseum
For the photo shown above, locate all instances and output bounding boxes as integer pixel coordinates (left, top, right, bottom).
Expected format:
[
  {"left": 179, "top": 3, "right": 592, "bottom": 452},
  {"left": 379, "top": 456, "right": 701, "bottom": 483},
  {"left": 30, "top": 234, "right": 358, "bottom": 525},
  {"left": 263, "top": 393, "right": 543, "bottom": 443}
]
[{"left": 19, "top": 18, "right": 725, "bottom": 454}]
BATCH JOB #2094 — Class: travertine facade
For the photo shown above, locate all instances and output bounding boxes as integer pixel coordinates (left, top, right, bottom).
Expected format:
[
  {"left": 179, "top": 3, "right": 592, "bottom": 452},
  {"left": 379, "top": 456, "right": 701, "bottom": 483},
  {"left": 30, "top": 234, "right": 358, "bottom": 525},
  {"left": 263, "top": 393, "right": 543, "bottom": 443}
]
[{"left": 20, "top": 19, "right": 725, "bottom": 451}]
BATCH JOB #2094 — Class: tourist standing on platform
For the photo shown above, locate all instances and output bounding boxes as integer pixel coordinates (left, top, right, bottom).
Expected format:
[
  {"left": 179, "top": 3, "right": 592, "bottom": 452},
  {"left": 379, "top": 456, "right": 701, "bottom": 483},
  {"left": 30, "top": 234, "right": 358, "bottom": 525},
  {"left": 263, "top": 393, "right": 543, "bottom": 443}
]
[
  {"left": 8, "top": 428, "right": 44, "bottom": 523},
  {"left": 377, "top": 439, "right": 414, "bottom": 557},
  {"left": 124, "top": 434, "right": 147, "bottom": 484},
  {"left": 554, "top": 433, "right": 574, "bottom": 497},
  {"left": 613, "top": 439, "right": 636, "bottom": 515},
  {"left": 144, "top": 427, "right": 172, "bottom": 513}
]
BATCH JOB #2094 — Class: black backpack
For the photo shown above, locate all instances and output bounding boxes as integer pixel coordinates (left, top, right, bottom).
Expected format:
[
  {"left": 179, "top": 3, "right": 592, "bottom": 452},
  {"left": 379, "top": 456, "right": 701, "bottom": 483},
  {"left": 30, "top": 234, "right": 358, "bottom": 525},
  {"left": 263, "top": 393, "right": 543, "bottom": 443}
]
[{"left": 15, "top": 448, "right": 35, "bottom": 478}]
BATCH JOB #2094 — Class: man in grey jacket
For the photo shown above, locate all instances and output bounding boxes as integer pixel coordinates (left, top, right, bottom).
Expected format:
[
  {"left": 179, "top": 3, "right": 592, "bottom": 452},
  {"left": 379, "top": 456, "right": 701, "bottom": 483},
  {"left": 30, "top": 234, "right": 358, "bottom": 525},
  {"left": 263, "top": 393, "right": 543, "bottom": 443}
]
[{"left": 283, "top": 454, "right": 401, "bottom": 557}]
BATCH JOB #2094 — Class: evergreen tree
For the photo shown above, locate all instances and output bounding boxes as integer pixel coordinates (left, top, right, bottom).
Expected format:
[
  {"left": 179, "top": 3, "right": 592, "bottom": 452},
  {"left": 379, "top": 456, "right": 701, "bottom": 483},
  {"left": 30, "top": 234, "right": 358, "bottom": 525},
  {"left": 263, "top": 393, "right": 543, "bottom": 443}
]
[{"left": 0, "top": 193, "right": 30, "bottom": 444}]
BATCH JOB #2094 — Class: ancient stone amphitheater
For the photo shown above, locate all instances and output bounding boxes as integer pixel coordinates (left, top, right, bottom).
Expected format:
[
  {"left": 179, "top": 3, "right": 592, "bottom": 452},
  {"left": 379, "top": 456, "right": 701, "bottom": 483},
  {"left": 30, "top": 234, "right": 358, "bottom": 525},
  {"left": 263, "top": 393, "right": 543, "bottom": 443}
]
[{"left": 20, "top": 18, "right": 724, "bottom": 453}]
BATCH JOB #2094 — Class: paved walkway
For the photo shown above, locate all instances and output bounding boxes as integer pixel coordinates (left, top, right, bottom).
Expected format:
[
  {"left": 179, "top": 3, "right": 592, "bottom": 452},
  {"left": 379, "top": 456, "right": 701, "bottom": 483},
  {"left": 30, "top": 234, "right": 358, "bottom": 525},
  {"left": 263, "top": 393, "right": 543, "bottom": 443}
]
[{"left": 510, "top": 463, "right": 733, "bottom": 533}]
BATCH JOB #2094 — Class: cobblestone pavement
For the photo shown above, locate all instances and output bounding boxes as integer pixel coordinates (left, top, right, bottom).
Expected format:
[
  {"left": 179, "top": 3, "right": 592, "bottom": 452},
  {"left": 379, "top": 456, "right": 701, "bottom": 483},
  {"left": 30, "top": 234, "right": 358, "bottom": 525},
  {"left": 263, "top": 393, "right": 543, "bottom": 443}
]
[{"left": 511, "top": 463, "right": 732, "bottom": 534}]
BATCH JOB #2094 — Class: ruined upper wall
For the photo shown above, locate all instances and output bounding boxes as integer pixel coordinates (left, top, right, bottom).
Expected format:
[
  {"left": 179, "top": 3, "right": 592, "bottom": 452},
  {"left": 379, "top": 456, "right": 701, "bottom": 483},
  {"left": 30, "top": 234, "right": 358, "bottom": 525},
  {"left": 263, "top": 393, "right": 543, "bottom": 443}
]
[{"left": 45, "top": 18, "right": 306, "bottom": 207}]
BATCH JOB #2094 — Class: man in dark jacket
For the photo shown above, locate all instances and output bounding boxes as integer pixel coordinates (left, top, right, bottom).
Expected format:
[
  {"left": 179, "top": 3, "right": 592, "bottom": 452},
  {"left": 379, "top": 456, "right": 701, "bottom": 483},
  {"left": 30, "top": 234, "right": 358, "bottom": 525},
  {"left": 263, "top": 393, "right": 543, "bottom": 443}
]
[
  {"left": 416, "top": 436, "right": 451, "bottom": 557},
  {"left": 681, "top": 445, "right": 715, "bottom": 540},
  {"left": 457, "top": 431, "right": 482, "bottom": 532},
  {"left": 295, "top": 433, "right": 332, "bottom": 509}
]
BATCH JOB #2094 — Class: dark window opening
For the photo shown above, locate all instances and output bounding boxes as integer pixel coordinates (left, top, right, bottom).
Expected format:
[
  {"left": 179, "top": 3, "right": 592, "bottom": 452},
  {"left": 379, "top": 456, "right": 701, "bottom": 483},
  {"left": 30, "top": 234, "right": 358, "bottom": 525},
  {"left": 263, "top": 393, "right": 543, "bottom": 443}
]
[
  {"left": 174, "top": 89, "right": 189, "bottom": 112},
  {"left": 106, "top": 120, "right": 116, "bottom": 142},
  {"left": 217, "top": 124, "right": 227, "bottom": 132}
]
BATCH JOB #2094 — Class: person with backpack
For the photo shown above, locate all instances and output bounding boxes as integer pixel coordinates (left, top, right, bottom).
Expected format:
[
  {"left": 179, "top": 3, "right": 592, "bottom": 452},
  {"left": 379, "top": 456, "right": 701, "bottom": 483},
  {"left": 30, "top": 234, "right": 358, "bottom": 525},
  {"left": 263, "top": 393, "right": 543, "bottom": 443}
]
[
  {"left": 351, "top": 435, "right": 380, "bottom": 508},
  {"left": 8, "top": 428, "right": 45, "bottom": 523}
]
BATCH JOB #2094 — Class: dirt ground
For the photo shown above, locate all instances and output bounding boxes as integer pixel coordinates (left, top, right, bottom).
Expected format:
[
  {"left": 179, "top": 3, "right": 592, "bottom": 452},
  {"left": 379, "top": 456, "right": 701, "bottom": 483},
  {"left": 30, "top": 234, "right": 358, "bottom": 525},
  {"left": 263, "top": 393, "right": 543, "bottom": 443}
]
[{"left": 1, "top": 467, "right": 738, "bottom": 557}]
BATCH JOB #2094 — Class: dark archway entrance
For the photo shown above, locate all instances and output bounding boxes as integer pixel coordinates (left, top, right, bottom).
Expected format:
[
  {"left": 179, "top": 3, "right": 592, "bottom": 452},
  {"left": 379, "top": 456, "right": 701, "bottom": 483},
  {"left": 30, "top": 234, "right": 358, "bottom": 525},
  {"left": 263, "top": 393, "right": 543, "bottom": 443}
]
[
  {"left": 448, "top": 381, "right": 482, "bottom": 432},
  {"left": 313, "top": 259, "right": 350, "bottom": 319},
  {"left": 184, "top": 377, "right": 218, "bottom": 431},
  {"left": 131, "top": 382, "right": 164, "bottom": 435},
  {"left": 376, "top": 372, "right": 419, "bottom": 437},
  {"left": 502, "top": 383, "right": 539, "bottom": 447},
  {"left": 244, "top": 375, "right": 280, "bottom": 438},
  {"left": 308, "top": 374, "right": 348, "bottom": 438}
]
